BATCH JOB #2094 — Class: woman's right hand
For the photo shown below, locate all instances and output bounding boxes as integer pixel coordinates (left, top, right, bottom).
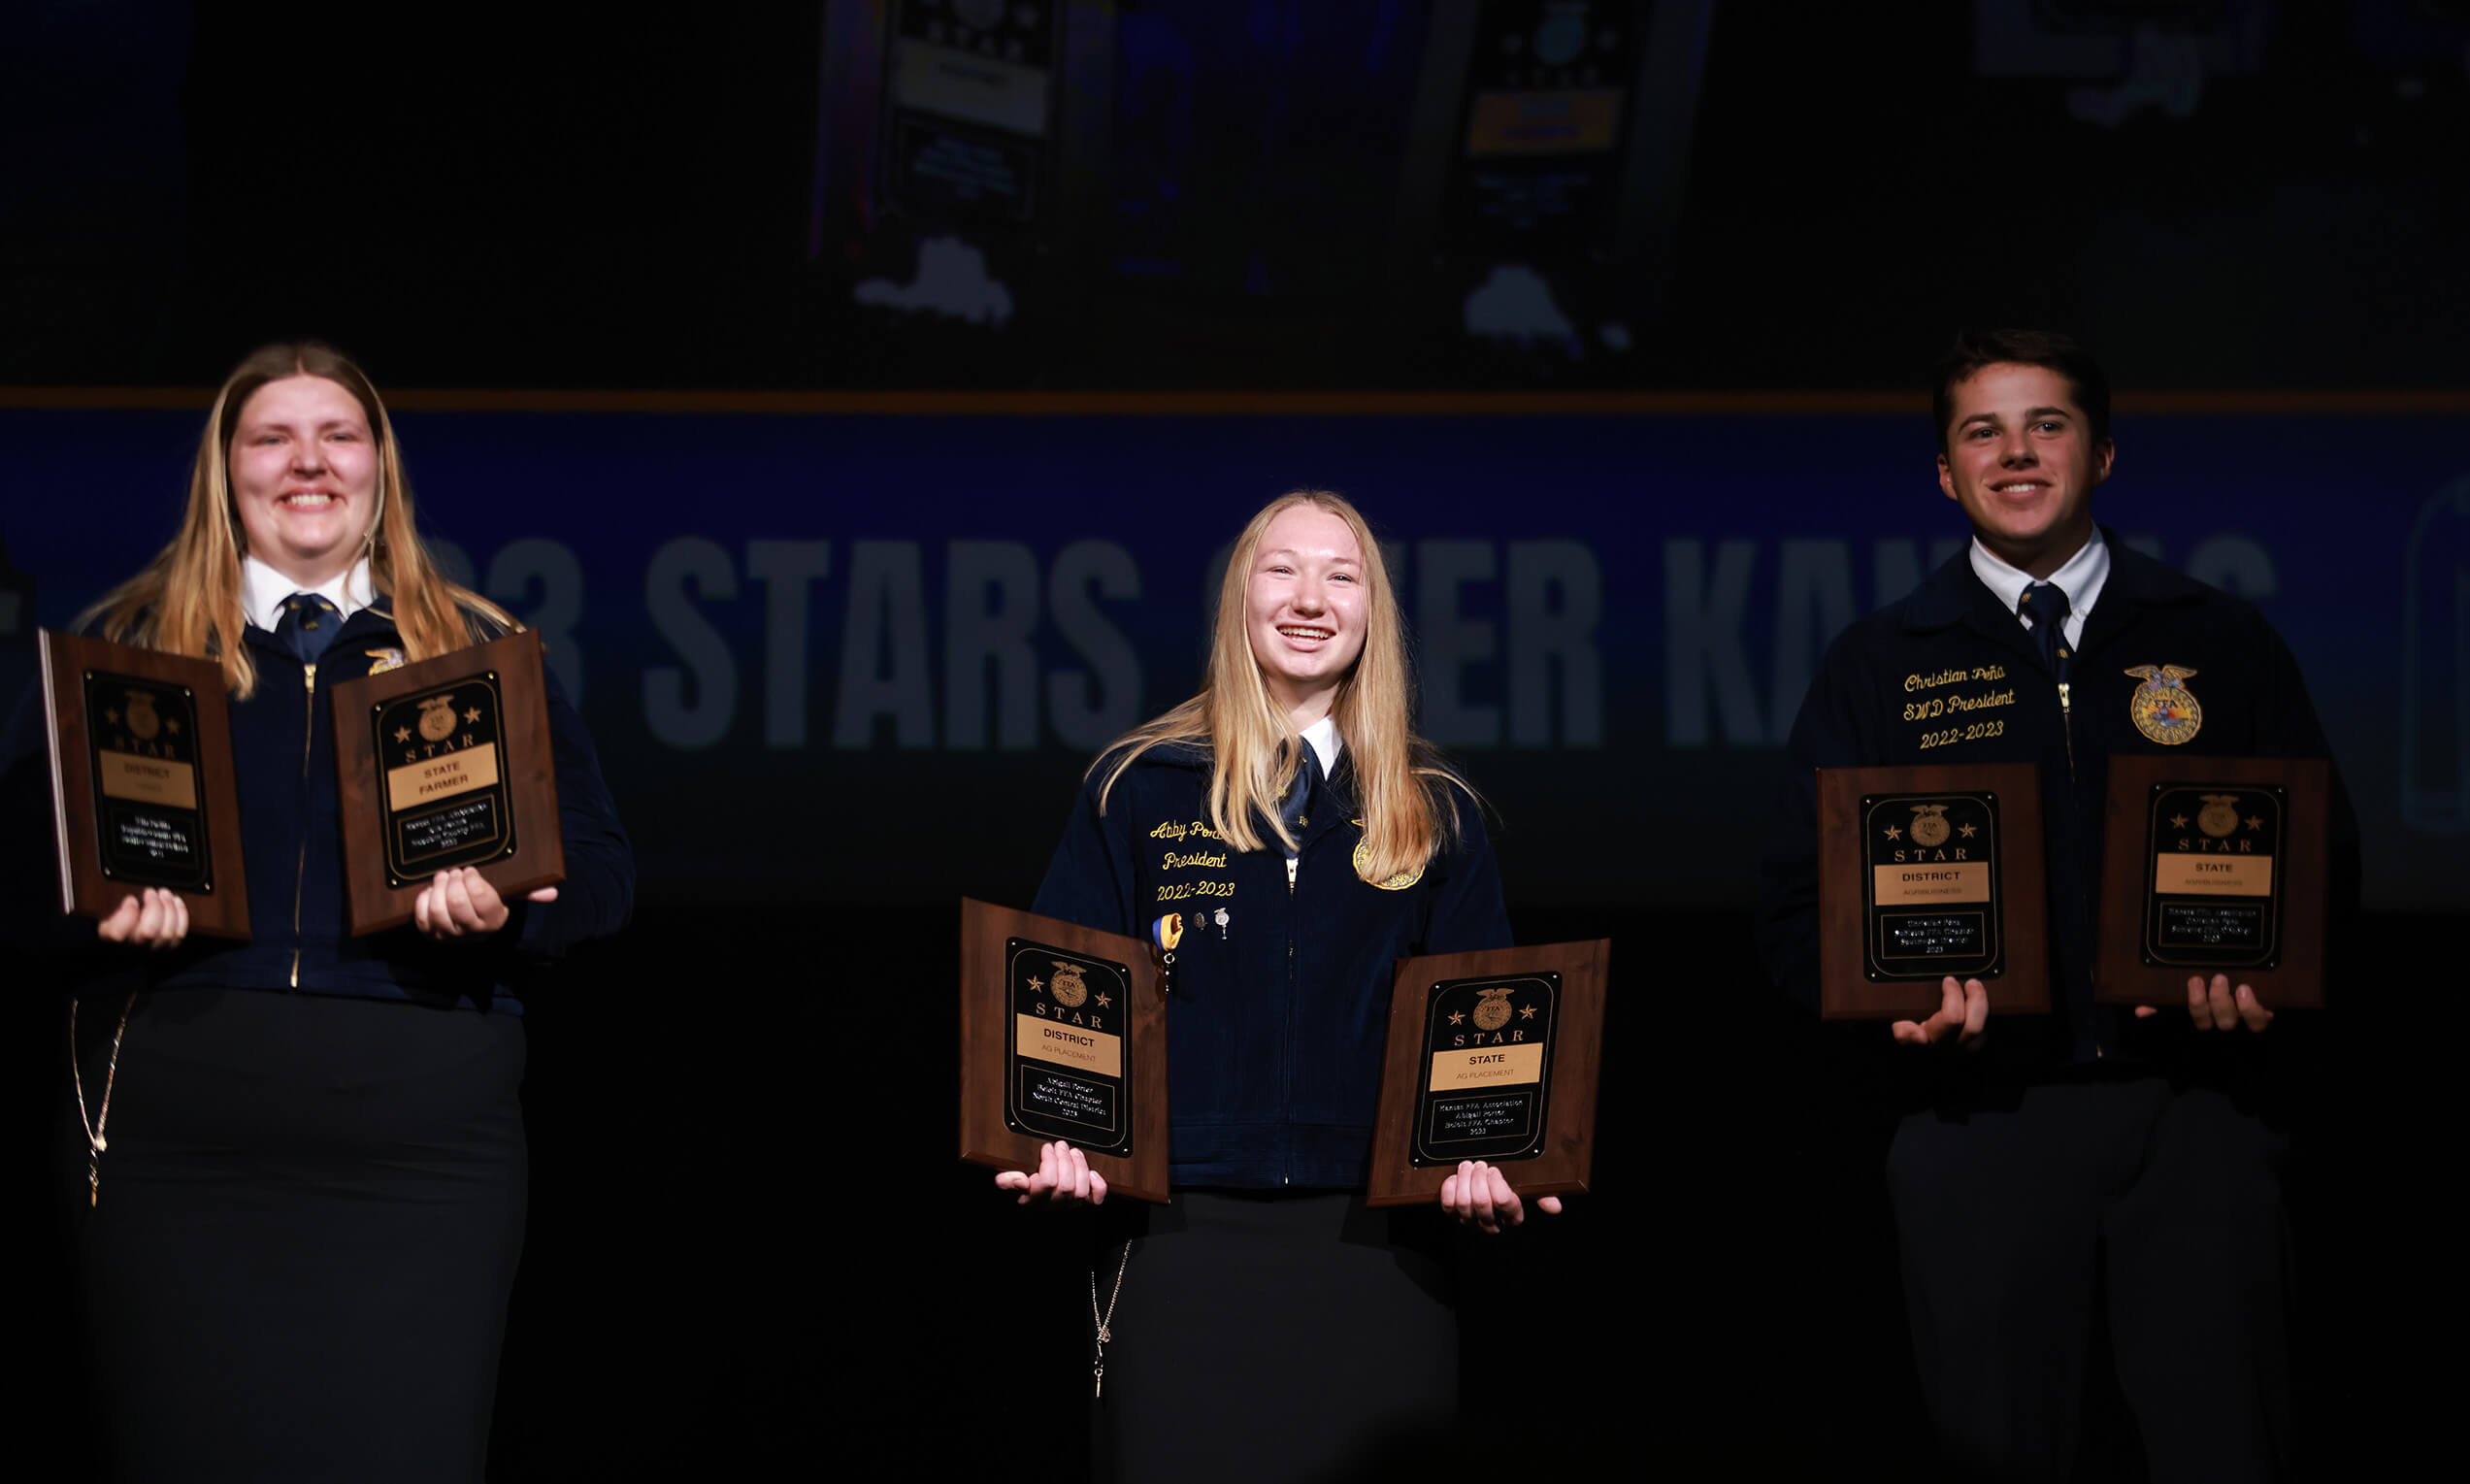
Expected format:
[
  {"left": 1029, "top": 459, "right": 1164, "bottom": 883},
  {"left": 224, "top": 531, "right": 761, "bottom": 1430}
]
[
  {"left": 96, "top": 887, "right": 188, "bottom": 950},
  {"left": 995, "top": 1139, "right": 1108, "bottom": 1208}
]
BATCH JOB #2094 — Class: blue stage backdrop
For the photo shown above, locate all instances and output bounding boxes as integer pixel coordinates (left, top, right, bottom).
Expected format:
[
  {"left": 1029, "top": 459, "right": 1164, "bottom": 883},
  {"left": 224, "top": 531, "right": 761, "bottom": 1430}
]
[{"left": 1, "top": 404, "right": 2462, "bottom": 911}]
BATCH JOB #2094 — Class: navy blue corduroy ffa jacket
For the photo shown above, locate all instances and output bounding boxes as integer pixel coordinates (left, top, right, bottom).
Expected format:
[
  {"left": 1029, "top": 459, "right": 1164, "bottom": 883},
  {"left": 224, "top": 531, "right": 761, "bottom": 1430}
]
[
  {"left": 1, "top": 601, "right": 633, "bottom": 1010},
  {"left": 1755, "top": 532, "right": 2359, "bottom": 1079},
  {"left": 1032, "top": 741, "right": 1510, "bottom": 1189}
]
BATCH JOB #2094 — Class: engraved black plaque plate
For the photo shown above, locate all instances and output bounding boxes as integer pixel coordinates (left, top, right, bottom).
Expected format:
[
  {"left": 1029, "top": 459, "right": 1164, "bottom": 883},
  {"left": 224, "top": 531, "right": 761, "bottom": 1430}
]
[
  {"left": 371, "top": 672, "right": 517, "bottom": 887},
  {"left": 2141, "top": 782, "right": 2285, "bottom": 971},
  {"left": 1861, "top": 790, "right": 2005, "bottom": 981},
  {"left": 81, "top": 670, "right": 214, "bottom": 893},
  {"left": 1003, "top": 937, "right": 1135, "bottom": 1158},
  {"left": 1408, "top": 971, "right": 1559, "bottom": 1168}
]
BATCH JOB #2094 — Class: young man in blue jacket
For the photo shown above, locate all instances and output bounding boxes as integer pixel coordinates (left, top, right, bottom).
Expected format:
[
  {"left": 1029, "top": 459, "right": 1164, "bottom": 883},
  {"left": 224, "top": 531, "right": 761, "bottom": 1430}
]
[{"left": 1757, "top": 329, "right": 2355, "bottom": 1483}]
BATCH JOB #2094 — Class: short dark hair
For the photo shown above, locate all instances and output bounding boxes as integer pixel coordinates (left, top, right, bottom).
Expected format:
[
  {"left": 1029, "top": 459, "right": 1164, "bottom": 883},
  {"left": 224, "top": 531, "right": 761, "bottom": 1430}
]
[{"left": 1931, "top": 328, "right": 2111, "bottom": 453}]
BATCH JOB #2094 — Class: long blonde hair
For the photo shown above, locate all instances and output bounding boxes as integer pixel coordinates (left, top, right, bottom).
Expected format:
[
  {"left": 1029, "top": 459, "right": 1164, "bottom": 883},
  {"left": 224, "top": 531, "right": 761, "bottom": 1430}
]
[
  {"left": 82, "top": 342, "right": 512, "bottom": 698},
  {"left": 1095, "top": 490, "right": 1469, "bottom": 883}
]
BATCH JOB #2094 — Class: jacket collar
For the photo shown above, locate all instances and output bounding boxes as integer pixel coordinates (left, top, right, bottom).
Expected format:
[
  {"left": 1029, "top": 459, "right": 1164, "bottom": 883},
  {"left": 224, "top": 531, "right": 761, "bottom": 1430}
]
[
  {"left": 1135, "top": 736, "right": 1362, "bottom": 851},
  {"left": 237, "top": 593, "right": 399, "bottom": 657},
  {"left": 1898, "top": 524, "right": 2207, "bottom": 670}
]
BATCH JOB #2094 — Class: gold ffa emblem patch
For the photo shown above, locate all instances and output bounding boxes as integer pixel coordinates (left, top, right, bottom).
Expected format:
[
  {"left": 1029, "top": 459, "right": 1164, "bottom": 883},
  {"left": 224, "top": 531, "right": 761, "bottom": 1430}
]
[
  {"left": 1049, "top": 961, "right": 1090, "bottom": 1008},
  {"left": 2125, "top": 665, "right": 2203, "bottom": 745},
  {"left": 1352, "top": 838, "right": 1425, "bottom": 891},
  {"left": 366, "top": 647, "right": 406, "bottom": 675},
  {"left": 1471, "top": 986, "right": 1515, "bottom": 1032}
]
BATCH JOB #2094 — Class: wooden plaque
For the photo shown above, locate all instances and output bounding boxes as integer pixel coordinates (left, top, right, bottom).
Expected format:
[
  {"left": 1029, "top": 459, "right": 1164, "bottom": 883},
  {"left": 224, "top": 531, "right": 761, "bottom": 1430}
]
[
  {"left": 1367, "top": 939, "right": 1609, "bottom": 1209},
  {"left": 958, "top": 899, "right": 1171, "bottom": 1204},
  {"left": 329, "top": 630, "right": 565, "bottom": 936},
  {"left": 1816, "top": 763, "right": 2050, "bottom": 1019},
  {"left": 39, "top": 631, "right": 251, "bottom": 939},
  {"left": 2093, "top": 755, "right": 2328, "bottom": 1007}
]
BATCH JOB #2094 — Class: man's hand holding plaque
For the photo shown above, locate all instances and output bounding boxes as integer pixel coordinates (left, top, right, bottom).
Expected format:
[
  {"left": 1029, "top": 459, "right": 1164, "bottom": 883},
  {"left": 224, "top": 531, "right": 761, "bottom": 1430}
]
[
  {"left": 2094, "top": 755, "right": 2328, "bottom": 1013},
  {"left": 1815, "top": 763, "right": 2051, "bottom": 1023}
]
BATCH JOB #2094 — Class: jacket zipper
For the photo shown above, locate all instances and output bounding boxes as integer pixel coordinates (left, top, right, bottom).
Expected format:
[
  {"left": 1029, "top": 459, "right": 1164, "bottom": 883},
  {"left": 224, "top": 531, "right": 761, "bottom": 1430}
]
[
  {"left": 1282, "top": 844, "right": 1298, "bottom": 1184},
  {"left": 290, "top": 661, "right": 315, "bottom": 989},
  {"left": 2056, "top": 667, "right": 2100, "bottom": 1057}
]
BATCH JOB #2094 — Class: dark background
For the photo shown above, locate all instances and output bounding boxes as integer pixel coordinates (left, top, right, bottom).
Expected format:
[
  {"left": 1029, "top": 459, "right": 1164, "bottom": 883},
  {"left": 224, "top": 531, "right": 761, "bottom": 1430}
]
[{"left": 4, "top": 2, "right": 2465, "bottom": 1479}]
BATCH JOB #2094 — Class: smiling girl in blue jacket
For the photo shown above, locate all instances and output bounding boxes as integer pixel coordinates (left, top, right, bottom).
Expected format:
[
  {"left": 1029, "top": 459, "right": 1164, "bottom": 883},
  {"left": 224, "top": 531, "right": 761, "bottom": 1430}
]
[
  {"left": 1001, "top": 490, "right": 1547, "bottom": 1483},
  {"left": 5, "top": 343, "right": 632, "bottom": 1483}
]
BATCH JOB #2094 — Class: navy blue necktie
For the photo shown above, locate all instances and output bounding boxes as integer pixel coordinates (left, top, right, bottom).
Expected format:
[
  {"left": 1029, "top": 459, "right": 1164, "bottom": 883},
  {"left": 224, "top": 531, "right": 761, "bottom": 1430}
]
[
  {"left": 1280, "top": 745, "right": 1324, "bottom": 851},
  {"left": 2020, "top": 581, "right": 2072, "bottom": 681},
  {"left": 274, "top": 592, "right": 343, "bottom": 665}
]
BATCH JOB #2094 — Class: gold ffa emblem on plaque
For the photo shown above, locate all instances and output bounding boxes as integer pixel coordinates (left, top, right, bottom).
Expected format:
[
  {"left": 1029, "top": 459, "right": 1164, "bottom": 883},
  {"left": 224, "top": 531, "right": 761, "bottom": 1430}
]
[
  {"left": 122, "top": 690, "right": 161, "bottom": 742},
  {"left": 2196, "top": 794, "right": 2242, "bottom": 838},
  {"left": 1049, "top": 961, "right": 1090, "bottom": 1007},
  {"left": 2125, "top": 665, "right": 2203, "bottom": 745},
  {"left": 416, "top": 693, "right": 461, "bottom": 742},
  {"left": 1908, "top": 803, "right": 1952, "bottom": 847},
  {"left": 1353, "top": 838, "right": 1425, "bottom": 891},
  {"left": 1470, "top": 985, "right": 1516, "bottom": 1032}
]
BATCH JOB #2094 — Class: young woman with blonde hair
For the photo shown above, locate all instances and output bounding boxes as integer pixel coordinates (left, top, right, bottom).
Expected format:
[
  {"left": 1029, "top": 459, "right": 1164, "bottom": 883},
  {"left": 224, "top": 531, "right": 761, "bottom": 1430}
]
[
  {"left": 1006, "top": 490, "right": 1550, "bottom": 1482},
  {"left": 1, "top": 342, "right": 634, "bottom": 1482}
]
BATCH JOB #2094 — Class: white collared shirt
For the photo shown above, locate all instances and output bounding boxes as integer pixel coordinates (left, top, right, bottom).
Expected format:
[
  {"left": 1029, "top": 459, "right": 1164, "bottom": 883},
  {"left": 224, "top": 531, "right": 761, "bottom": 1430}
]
[
  {"left": 1968, "top": 529, "right": 2108, "bottom": 649},
  {"left": 242, "top": 555, "right": 375, "bottom": 634},
  {"left": 1301, "top": 713, "right": 1343, "bottom": 778}
]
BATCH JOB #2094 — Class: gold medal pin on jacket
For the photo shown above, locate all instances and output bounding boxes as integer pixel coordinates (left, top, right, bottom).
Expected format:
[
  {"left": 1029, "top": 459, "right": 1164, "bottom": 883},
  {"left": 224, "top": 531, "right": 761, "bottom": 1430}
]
[{"left": 2125, "top": 664, "right": 2202, "bottom": 744}]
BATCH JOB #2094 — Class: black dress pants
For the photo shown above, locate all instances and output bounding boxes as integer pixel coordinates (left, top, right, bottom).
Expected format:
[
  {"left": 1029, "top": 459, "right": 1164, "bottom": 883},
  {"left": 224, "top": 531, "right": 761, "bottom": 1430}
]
[
  {"left": 61, "top": 989, "right": 527, "bottom": 1484},
  {"left": 1887, "top": 1077, "right": 2290, "bottom": 1483}
]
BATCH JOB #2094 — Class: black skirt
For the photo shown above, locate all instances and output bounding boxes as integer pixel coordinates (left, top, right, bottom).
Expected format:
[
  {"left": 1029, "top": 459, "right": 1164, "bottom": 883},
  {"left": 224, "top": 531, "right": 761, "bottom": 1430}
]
[
  {"left": 1088, "top": 1191, "right": 1461, "bottom": 1484},
  {"left": 59, "top": 989, "right": 526, "bottom": 1484}
]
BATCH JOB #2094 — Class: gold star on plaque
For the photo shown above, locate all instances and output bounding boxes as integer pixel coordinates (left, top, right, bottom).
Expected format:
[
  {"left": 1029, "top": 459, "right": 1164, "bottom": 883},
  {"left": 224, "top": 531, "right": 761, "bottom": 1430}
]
[
  {"left": 1884, "top": 825, "right": 1902, "bottom": 840},
  {"left": 165, "top": 718, "right": 181, "bottom": 735},
  {"left": 465, "top": 706, "right": 482, "bottom": 724},
  {"left": 393, "top": 726, "right": 412, "bottom": 743},
  {"left": 1095, "top": 992, "right": 1112, "bottom": 1008},
  {"left": 1027, "top": 975, "right": 1043, "bottom": 993},
  {"left": 2170, "top": 814, "right": 2190, "bottom": 829},
  {"left": 1447, "top": 1010, "right": 1465, "bottom": 1025},
  {"left": 104, "top": 709, "right": 118, "bottom": 726},
  {"left": 1959, "top": 822, "right": 1977, "bottom": 838},
  {"left": 1519, "top": 1005, "right": 1538, "bottom": 1020},
  {"left": 2246, "top": 815, "right": 2263, "bottom": 832}
]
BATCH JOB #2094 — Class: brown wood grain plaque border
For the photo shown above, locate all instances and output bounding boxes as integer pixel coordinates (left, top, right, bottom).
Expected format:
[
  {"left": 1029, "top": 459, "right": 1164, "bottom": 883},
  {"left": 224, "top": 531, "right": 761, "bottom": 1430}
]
[
  {"left": 1367, "top": 939, "right": 1610, "bottom": 1209},
  {"left": 329, "top": 630, "right": 565, "bottom": 937},
  {"left": 958, "top": 899, "right": 1171, "bottom": 1204},
  {"left": 40, "top": 632, "right": 251, "bottom": 940},
  {"left": 1817, "top": 763, "right": 2050, "bottom": 1020},
  {"left": 2094, "top": 755, "right": 2327, "bottom": 1007}
]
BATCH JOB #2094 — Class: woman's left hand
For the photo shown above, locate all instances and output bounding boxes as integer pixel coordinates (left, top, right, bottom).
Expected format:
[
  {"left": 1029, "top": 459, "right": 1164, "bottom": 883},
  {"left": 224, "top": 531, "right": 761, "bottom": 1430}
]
[
  {"left": 1439, "top": 1160, "right": 1562, "bottom": 1235},
  {"left": 412, "top": 867, "right": 558, "bottom": 940}
]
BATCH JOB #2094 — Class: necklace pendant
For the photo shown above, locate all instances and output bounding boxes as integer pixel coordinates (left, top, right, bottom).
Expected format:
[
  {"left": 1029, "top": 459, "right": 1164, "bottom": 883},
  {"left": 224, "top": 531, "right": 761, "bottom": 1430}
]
[
  {"left": 88, "top": 1164, "right": 99, "bottom": 1207},
  {"left": 1093, "top": 1364, "right": 1103, "bottom": 1400}
]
